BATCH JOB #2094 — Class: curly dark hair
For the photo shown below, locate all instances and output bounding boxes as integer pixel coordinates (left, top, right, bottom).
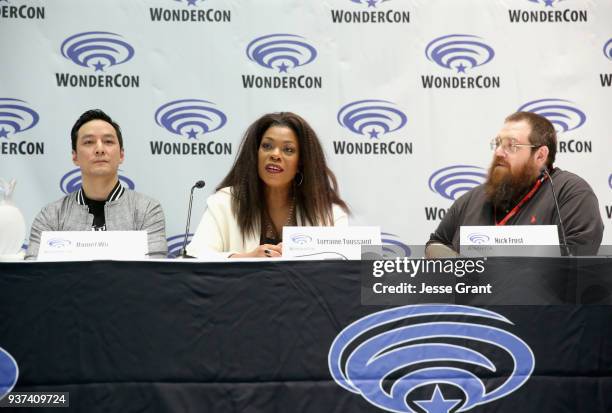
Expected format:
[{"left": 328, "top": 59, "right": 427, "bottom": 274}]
[{"left": 217, "top": 112, "right": 349, "bottom": 238}]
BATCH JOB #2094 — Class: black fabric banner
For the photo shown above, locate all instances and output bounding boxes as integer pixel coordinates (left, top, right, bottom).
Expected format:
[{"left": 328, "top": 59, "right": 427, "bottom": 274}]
[{"left": 0, "top": 259, "right": 611, "bottom": 412}]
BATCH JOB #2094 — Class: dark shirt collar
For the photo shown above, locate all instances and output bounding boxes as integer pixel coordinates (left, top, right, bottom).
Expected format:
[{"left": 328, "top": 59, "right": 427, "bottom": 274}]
[{"left": 76, "top": 181, "right": 124, "bottom": 206}]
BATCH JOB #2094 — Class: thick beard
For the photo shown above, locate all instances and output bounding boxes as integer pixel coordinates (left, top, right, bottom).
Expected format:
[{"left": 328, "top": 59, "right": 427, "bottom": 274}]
[{"left": 485, "top": 156, "right": 539, "bottom": 212}]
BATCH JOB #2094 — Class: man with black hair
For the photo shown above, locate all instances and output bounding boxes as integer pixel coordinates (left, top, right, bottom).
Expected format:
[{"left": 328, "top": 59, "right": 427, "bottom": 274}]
[
  {"left": 26, "top": 109, "right": 168, "bottom": 259},
  {"left": 427, "top": 111, "right": 603, "bottom": 256}
]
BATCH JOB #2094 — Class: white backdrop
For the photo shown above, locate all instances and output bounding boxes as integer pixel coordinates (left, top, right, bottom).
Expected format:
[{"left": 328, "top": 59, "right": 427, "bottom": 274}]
[{"left": 1, "top": 0, "right": 610, "bottom": 256}]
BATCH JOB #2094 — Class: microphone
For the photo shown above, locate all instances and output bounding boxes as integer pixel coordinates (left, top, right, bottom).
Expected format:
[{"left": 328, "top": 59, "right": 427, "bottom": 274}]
[
  {"left": 180, "top": 180, "right": 205, "bottom": 258},
  {"left": 541, "top": 168, "right": 570, "bottom": 256}
]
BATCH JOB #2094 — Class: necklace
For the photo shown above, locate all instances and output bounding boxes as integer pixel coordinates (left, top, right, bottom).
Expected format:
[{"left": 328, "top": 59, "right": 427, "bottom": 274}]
[{"left": 264, "top": 196, "right": 296, "bottom": 241}]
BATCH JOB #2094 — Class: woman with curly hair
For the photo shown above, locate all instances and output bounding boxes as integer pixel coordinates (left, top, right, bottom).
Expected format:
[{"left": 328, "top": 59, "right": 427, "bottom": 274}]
[{"left": 187, "top": 112, "right": 349, "bottom": 258}]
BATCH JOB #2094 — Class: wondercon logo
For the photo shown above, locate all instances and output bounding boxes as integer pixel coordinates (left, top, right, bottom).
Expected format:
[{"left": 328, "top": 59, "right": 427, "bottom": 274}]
[
  {"left": 468, "top": 233, "right": 490, "bottom": 244},
  {"left": 166, "top": 233, "right": 193, "bottom": 258},
  {"left": 517, "top": 98, "right": 586, "bottom": 133},
  {"left": 155, "top": 99, "right": 227, "bottom": 140},
  {"left": 350, "top": 0, "right": 391, "bottom": 7},
  {"left": 337, "top": 100, "right": 407, "bottom": 139},
  {"left": 0, "top": 347, "right": 19, "bottom": 401},
  {"left": 425, "top": 34, "right": 495, "bottom": 73},
  {"left": 60, "top": 31, "right": 135, "bottom": 72},
  {"left": 246, "top": 34, "right": 317, "bottom": 73},
  {"left": 604, "top": 38, "right": 612, "bottom": 61},
  {"left": 47, "top": 238, "right": 71, "bottom": 248},
  {"left": 291, "top": 234, "right": 313, "bottom": 245},
  {"left": 329, "top": 304, "right": 535, "bottom": 413},
  {"left": 174, "top": 0, "right": 205, "bottom": 5},
  {"left": 429, "top": 165, "right": 487, "bottom": 201},
  {"left": 381, "top": 232, "right": 411, "bottom": 257},
  {"left": 0, "top": 98, "right": 39, "bottom": 139},
  {"left": 60, "top": 168, "right": 135, "bottom": 194},
  {"left": 527, "top": 0, "right": 564, "bottom": 6}
]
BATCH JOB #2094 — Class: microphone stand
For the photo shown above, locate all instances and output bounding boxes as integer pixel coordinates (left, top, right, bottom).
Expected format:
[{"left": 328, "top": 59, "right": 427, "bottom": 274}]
[{"left": 181, "top": 180, "right": 205, "bottom": 258}]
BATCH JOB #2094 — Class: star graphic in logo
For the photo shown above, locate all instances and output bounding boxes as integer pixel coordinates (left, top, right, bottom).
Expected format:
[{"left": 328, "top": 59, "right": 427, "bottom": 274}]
[
  {"left": 93, "top": 61, "right": 105, "bottom": 72},
  {"left": 0, "top": 127, "right": 9, "bottom": 139},
  {"left": 367, "top": 0, "right": 377, "bottom": 7},
  {"left": 186, "top": 128, "right": 198, "bottom": 139},
  {"left": 414, "top": 386, "right": 462, "bottom": 413},
  {"left": 186, "top": 0, "right": 198, "bottom": 5},
  {"left": 368, "top": 128, "right": 380, "bottom": 139},
  {"left": 456, "top": 63, "right": 467, "bottom": 73},
  {"left": 277, "top": 62, "right": 289, "bottom": 73},
  {"left": 544, "top": 0, "right": 554, "bottom": 6}
]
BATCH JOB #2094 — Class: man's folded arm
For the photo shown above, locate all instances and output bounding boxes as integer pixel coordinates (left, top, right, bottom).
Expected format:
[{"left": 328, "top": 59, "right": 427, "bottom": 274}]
[
  {"left": 142, "top": 200, "right": 168, "bottom": 258},
  {"left": 426, "top": 201, "right": 460, "bottom": 256},
  {"left": 25, "top": 206, "right": 57, "bottom": 260}
]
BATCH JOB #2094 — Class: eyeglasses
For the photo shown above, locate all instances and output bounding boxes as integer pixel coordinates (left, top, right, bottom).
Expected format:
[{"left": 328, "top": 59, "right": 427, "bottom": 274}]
[{"left": 490, "top": 136, "right": 539, "bottom": 154}]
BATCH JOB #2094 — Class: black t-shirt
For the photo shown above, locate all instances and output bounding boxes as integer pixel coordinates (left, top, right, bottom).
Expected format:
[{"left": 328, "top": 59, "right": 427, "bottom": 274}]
[
  {"left": 83, "top": 196, "right": 106, "bottom": 230},
  {"left": 81, "top": 181, "right": 122, "bottom": 231}
]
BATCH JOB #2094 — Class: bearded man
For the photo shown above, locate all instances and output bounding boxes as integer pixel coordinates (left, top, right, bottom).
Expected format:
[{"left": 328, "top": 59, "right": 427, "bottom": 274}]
[{"left": 426, "top": 111, "right": 603, "bottom": 256}]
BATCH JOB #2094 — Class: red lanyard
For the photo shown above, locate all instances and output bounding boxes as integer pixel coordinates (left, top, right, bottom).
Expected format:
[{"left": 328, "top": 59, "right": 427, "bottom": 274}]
[{"left": 495, "top": 174, "right": 548, "bottom": 226}]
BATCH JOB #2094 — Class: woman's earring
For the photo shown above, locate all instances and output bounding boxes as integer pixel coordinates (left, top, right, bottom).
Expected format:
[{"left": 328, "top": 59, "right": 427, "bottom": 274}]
[{"left": 295, "top": 171, "right": 304, "bottom": 186}]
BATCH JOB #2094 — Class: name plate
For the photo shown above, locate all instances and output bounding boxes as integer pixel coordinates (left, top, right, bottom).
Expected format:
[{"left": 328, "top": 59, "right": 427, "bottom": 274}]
[
  {"left": 38, "top": 231, "right": 148, "bottom": 261},
  {"left": 282, "top": 226, "right": 381, "bottom": 260},
  {"left": 460, "top": 225, "right": 560, "bottom": 257}
]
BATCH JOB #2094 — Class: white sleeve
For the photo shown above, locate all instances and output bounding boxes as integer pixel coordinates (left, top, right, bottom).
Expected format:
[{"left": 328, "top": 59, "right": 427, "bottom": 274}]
[
  {"left": 186, "top": 195, "right": 227, "bottom": 256},
  {"left": 332, "top": 204, "right": 349, "bottom": 227}
]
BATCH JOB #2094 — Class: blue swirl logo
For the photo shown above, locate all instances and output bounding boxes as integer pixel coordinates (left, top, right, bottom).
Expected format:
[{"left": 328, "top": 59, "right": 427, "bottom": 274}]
[
  {"left": 467, "top": 233, "right": 490, "bottom": 244},
  {"left": 429, "top": 165, "right": 487, "bottom": 201},
  {"left": 337, "top": 100, "right": 407, "bottom": 139},
  {"left": 155, "top": 99, "right": 227, "bottom": 139},
  {"left": 517, "top": 98, "right": 586, "bottom": 133},
  {"left": 60, "top": 168, "right": 135, "bottom": 194},
  {"left": 425, "top": 34, "right": 495, "bottom": 73},
  {"left": 604, "top": 38, "right": 612, "bottom": 61},
  {"left": 246, "top": 34, "right": 317, "bottom": 73},
  {"left": 166, "top": 233, "right": 193, "bottom": 258},
  {"left": 60, "top": 31, "right": 135, "bottom": 72},
  {"left": 608, "top": 173, "right": 612, "bottom": 190},
  {"left": 349, "top": 0, "right": 391, "bottom": 7},
  {"left": 291, "top": 234, "right": 313, "bottom": 245},
  {"left": 0, "top": 98, "right": 39, "bottom": 139},
  {"left": 381, "top": 232, "right": 411, "bottom": 257},
  {"left": 175, "top": 0, "right": 205, "bottom": 5},
  {"left": 329, "top": 305, "right": 535, "bottom": 413},
  {"left": 47, "top": 238, "right": 72, "bottom": 248},
  {"left": 528, "top": 0, "right": 565, "bottom": 7},
  {"left": 0, "top": 347, "right": 19, "bottom": 401}
]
